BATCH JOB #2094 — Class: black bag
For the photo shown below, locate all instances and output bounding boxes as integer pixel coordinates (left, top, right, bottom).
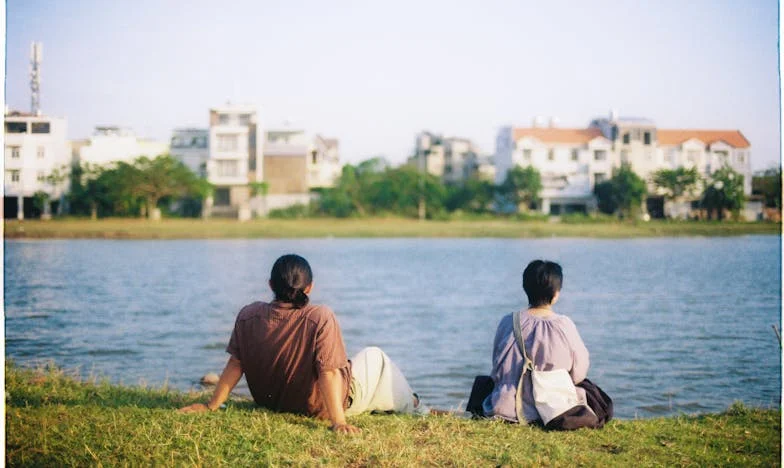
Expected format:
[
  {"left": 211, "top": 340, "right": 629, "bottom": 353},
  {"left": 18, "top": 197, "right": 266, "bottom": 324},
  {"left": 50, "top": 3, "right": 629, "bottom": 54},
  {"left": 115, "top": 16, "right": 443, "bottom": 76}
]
[
  {"left": 466, "top": 375, "right": 494, "bottom": 417},
  {"left": 544, "top": 378, "right": 613, "bottom": 430}
]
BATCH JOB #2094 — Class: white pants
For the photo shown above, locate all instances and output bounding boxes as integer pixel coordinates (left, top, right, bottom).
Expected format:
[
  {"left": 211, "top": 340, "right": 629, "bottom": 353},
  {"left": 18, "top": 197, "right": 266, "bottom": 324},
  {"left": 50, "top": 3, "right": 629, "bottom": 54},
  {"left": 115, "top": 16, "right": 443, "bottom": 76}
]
[{"left": 345, "top": 346, "right": 425, "bottom": 416}]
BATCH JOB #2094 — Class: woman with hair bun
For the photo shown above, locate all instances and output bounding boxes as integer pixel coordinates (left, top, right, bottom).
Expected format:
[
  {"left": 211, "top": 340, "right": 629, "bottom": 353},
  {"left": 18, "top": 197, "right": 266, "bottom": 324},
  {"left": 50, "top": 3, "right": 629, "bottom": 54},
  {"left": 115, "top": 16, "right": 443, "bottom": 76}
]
[{"left": 179, "top": 254, "right": 426, "bottom": 433}]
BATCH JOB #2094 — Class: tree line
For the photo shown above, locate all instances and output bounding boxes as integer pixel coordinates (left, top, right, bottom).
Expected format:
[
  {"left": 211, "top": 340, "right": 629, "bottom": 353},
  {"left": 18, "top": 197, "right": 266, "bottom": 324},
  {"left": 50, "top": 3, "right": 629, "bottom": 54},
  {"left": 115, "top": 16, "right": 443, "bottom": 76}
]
[{"left": 39, "top": 154, "right": 781, "bottom": 221}]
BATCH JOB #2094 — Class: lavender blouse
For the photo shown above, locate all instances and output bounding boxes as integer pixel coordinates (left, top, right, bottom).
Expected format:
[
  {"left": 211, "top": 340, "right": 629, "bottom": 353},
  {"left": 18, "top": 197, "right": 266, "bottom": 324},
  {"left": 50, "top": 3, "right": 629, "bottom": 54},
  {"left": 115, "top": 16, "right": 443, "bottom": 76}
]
[{"left": 482, "top": 310, "right": 590, "bottom": 422}]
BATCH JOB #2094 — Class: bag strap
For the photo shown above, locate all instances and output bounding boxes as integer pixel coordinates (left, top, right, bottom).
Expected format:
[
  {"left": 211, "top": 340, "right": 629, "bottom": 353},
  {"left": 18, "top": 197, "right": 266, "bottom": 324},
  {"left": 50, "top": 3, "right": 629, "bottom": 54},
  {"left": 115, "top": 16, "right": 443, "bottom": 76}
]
[
  {"left": 512, "top": 310, "right": 532, "bottom": 424},
  {"left": 512, "top": 310, "right": 533, "bottom": 371}
]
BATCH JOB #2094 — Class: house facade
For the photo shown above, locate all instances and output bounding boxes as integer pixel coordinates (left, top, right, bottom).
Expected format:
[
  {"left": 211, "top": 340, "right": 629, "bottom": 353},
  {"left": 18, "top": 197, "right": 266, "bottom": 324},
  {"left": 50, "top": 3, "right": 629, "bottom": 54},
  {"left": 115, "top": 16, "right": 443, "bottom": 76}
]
[
  {"left": 496, "top": 112, "right": 753, "bottom": 217},
  {"left": 170, "top": 128, "right": 209, "bottom": 177},
  {"left": 77, "top": 126, "right": 169, "bottom": 167},
  {"left": 411, "top": 131, "right": 486, "bottom": 183},
  {"left": 4, "top": 110, "right": 70, "bottom": 219}
]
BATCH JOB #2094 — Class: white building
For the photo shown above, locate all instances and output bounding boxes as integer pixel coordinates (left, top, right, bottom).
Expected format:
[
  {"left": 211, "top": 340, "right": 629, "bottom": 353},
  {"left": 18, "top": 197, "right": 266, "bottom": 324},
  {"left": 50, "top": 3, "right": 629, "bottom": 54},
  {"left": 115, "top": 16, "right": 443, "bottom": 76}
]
[
  {"left": 496, "top": 113, "right": 754, "bottom": 217},
  {"left": 170, "top": 128, "right": 209, "bottom": 177},
  {"left": 495, "top": 125, "right": 612, "bottom": 214},
  {"left": 4, "top": 110, "right": 70, "bottom": 219},
  {"left": 77, "top": 126, "right": 169, "bottom": 167},
  {"left": 258, "top": 126, "right": 314, "bottom": 215},
  {"left": 206, "top": 104, "right": 262, "bottom": 219}
]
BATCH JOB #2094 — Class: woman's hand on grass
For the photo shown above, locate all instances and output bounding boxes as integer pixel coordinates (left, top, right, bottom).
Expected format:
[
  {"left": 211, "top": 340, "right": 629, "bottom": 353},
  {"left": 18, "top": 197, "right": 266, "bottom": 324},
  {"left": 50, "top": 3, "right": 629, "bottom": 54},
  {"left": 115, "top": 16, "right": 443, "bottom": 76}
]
[
  {"left": 178, "top": 403, "right": 211, "bottom": 413},
  {"left": 330, "top": 423, "right": 360, "bottom": 434}
]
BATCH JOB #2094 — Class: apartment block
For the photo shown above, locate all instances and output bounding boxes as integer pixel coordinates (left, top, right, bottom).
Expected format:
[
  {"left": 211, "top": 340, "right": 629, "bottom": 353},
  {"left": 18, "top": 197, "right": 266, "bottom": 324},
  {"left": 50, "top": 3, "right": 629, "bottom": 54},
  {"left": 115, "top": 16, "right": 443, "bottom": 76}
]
[
  {"left": 495, "top": 111, "right": 753, "bottom": 217},
  {"left": 4, "top": 110, "right": 70, "bottom": 219},
  {"left": 77, "top": 126, "right": 169, "bottom": 167},
  {"left": 411, "top": 131, "right": 486, "bottom": 183}
]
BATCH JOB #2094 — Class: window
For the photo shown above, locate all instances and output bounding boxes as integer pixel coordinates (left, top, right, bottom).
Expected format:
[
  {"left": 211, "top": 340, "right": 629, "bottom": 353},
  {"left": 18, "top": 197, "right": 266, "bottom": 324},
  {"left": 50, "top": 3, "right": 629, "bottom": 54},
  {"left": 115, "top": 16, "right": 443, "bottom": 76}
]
[
  {"left": 622, "top": 133, "right": 630, "bottom": 144},
  {"left": 687, "top": 150, "right": 700, "bottom": 163},
  {"left": 548, "top": 149, "right": 555, "bottom": 161},
  {"left": 218, "top": 114, "right": 230, "bottom": 125},
  {"left": 643, "top": 132, "right": 651, "bottom": 145},
  {"left": 594, "top": 172, "right": 607, "bottom": 184},
  {"left": 522, "top": 149, "right": 532, "bottom": 160},
  {"left": 611, "top": 126, "right": 618, "bottom": 141},
  {"left": 620, "top": 150, "right": 629, "bottom": 163},
  {"left": 37, "top": 171, "right": 46, "bottom": 182},
  {"left": 9, "top": 146, "right": 21, "bottom": 159},
  {"left": 645, "top": 149, "right": 653, "bottom": 160},
  {"left": 715, "top": 150, "right": 729, "bottom": 162},
  {"left": 571, "top": 149, "right": 579, "bottom": 161},
  {"left": 37, "top": 146, "right": 45, "bottom": 159},
  {"left": 737, "top": 151, "right": 745, "bottom": 164},
  {"left": 311, "top": 150, "right": 318, "bottom": 165},
  {"left": 5, "top": 122, "right": 27, "bottom": 133},
  {"left": 238, "top": 114, "right": 251, "bottom": 125},
  {"left": 216, "top": 160, "right": 239, "bottom": 177},
  {"left": 217, "top": 134, "right": 238, "bottom": 151},
  {"left": 10, "top": 170, "right": 20, "bottom": 182},
  {"left": 593, "top": 150, "right": 607, "bottom": 161},
  {"left": 31, "top": 122, "right": 51, "bottom": 133}
]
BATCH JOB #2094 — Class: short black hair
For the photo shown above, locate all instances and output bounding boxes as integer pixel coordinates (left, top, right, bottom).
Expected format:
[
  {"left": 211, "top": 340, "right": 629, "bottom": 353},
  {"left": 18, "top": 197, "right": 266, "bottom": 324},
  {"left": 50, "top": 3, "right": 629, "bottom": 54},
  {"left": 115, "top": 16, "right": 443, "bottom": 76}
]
[
  {"left": 270, "top": 254, "right": 313, "bottom": 308},
  {"left": 522, "top": 260, "right": 563, "bottom": 307}
]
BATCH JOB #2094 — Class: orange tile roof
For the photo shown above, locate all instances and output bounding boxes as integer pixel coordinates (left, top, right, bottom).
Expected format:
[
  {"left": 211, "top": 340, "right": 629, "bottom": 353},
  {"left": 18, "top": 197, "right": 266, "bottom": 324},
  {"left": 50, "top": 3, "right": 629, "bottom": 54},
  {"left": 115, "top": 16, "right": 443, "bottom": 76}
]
[
  {"left": 513, "top": 127, "right": 604, "bottom": 144},
  {"left": 657, "top": 129, "right": 750, "bottom": 148}
]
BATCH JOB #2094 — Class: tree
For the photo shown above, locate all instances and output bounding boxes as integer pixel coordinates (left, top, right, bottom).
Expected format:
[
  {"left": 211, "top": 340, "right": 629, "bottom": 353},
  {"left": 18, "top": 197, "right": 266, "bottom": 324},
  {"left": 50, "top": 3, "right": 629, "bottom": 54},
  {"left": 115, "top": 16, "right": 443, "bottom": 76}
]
[
  {"left": 594, "top": 163, "right": 647, "bottom": 218},
  {"left": 652, "top": 166, "right": 700, "bottom": 200},
  {"left": 445, "top": 178, "right": 496, "bottom": 214},
  {"left": 500, "top": 165, "right": 542, "bottom": 212},
  {"left": 127, "top": 155, "right": 208, "bottom": 220},
  {"left": 701, "top": 165, "right": 745, "bottom": 221},
  {"left": 752, "top": 167, "right": 781, "bottom": 209}
]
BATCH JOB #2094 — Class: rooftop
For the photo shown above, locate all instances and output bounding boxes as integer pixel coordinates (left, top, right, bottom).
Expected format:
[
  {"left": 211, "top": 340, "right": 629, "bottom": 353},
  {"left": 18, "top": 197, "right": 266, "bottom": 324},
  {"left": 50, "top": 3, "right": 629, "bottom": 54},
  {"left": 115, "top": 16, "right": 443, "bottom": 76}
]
[
  {"left": 657, "top": 129, "right": 750, "bottom": 148},
  {"left": 513, "top": 127, "right": 605, "bottom": 144}
]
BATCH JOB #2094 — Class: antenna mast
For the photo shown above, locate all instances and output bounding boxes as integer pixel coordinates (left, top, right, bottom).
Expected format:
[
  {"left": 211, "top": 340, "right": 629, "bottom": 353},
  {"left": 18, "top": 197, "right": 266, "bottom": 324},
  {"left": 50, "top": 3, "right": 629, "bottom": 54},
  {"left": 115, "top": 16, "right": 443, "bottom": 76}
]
[{"left": 30, "top": 42, "right": 42, "bottom": 115}]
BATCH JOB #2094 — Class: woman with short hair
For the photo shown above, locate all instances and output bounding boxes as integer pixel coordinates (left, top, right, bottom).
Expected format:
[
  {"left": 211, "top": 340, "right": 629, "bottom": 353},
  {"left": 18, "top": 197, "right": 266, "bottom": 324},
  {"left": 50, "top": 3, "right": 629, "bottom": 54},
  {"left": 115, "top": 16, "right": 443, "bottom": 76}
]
[
  {"left": 482, "top": 259, "right": 590, "bottom": 423},
  {"left": 180, "top": 254, "right": 426, "bottom": 433}
]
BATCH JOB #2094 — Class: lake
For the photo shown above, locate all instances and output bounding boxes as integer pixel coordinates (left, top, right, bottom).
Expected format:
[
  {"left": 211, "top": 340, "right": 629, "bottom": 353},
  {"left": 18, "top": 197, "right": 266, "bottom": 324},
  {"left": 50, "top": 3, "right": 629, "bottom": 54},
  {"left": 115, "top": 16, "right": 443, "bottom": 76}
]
[{"left": 4, "top": 236, "right": 781, "bottom": 419}]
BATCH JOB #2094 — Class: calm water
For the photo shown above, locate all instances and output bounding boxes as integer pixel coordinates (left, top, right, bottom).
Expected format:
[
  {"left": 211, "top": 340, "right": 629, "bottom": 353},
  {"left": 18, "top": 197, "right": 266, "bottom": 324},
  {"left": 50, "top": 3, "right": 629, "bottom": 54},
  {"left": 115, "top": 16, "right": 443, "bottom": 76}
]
[{"left": 4, "top": 236, "right": 781, "bottom": 418}]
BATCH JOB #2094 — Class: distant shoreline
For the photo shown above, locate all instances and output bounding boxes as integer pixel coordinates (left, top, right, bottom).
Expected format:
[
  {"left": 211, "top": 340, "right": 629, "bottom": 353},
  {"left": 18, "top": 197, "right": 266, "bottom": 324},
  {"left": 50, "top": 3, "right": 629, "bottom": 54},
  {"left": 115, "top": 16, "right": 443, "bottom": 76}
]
[{"left": 3, "top": 218, "right": 781, "bottom": 239}]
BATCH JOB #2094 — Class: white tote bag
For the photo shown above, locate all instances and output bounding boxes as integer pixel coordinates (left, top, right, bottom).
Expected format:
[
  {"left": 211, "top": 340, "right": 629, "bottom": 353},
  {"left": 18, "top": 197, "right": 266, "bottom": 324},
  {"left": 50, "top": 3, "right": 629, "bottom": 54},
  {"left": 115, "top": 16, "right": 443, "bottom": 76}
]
[{"left": 512, "top": 310, "right": 583, "bottom": 425}]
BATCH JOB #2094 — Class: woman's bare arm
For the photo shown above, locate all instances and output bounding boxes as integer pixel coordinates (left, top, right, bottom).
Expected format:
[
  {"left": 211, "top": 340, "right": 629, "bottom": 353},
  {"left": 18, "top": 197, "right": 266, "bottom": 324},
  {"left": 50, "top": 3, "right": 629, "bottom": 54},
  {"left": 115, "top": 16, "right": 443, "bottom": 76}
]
[{"left": 179, "top": 356, "right": 243, "bottom": 413}]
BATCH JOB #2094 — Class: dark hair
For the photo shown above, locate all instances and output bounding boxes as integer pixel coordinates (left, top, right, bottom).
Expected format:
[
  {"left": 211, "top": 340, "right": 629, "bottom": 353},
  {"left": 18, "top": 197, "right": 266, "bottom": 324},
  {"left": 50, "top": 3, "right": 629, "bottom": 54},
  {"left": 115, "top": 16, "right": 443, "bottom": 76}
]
[
  {"left": 270, "top": 254, "right": 313, "bottom": 309},
  {"left": 522, "top": 260, "right": 563, "bottom": 307}
]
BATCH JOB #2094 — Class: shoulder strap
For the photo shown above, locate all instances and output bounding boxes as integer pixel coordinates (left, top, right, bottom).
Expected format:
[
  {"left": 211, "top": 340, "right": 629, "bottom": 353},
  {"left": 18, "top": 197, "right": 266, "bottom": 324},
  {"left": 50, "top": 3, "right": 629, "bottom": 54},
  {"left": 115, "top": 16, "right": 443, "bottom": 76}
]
[{"left": 512, "top": 310, "right": 533, "bottom": 370}]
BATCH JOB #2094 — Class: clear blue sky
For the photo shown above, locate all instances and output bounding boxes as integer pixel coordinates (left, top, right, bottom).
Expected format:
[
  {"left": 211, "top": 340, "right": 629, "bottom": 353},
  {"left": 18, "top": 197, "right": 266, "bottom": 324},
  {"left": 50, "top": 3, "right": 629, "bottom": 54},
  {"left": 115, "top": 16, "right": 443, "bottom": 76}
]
[{"left": 5, "top": 0, "right": 781, "bottom": 170}]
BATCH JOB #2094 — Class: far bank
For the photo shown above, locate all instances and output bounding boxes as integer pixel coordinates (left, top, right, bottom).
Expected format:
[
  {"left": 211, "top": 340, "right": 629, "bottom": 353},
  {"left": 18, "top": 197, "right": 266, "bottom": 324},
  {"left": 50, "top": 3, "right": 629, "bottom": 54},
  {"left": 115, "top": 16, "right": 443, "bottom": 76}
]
[{"left": 3, "top": 217, "right": 781, "bottom": 239}]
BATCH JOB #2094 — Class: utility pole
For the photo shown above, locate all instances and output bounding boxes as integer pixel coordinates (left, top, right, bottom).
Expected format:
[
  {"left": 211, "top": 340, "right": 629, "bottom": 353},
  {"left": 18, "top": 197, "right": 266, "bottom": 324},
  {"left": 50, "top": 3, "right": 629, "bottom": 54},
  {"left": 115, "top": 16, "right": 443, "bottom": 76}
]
[
  {"left": 30, "top": 42, "right": 42, "bottom": 115},
  {"left": 418, "top": 148, "right": 426, "bottom": 221}
]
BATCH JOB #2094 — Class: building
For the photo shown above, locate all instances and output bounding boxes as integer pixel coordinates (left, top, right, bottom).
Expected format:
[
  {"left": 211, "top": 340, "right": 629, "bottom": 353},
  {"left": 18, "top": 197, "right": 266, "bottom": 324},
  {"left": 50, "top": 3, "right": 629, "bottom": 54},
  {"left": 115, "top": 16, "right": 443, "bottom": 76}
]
[
  {"left": 410, "top": 131, "right": 485, "bottom": 183},
  {"left": 496, "top": 112, "right": 753, "bottom": 217},
  {"left": 77, "top": 126, "right": 169, "bottom": 167},
  {"left": 4, "top": 110, "right": 70, "bottom": 219},
  {"left": 495, "top": 123, "right": 612, "bottom": 214},
  {"left": 257, "top": 125, "right": 313, "bottom": 215},
  {"left": 170, "top": 128, "right": 209, "bottom": 177},
  {"left": 309, "top": 135, "right": 342, "bottom": 189},
  {"left": 206, "top": 104, "right": 261, "bottom": 219}
]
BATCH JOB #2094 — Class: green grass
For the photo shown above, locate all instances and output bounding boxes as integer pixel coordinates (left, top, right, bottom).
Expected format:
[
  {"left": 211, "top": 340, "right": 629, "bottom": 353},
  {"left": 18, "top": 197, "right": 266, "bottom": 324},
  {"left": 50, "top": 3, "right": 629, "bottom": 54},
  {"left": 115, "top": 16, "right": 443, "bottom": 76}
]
[
  {"left": 6, "top": 363, "right": 780, "bottom": 466},
  {"left": 4, "top": 217, "right": 781, "bottom": 239}
]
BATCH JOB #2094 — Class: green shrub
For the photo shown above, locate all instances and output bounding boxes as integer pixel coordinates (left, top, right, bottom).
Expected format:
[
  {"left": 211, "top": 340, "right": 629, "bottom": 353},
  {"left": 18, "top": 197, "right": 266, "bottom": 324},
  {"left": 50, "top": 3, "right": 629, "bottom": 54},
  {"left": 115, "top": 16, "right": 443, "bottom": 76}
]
[{"left": 268, "top": 204, "right": 311, "bottom": 219}]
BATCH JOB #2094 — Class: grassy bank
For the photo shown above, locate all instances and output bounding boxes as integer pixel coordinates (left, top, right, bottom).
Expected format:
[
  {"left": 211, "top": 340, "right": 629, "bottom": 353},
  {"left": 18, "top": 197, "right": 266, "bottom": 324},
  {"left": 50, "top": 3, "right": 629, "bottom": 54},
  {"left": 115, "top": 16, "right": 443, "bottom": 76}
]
[
  {"left": 4, "top": 217, "right": 781, "bottom": 239},
  {"left": 6, "top": 364, "right": 780, "bottom": 466}
]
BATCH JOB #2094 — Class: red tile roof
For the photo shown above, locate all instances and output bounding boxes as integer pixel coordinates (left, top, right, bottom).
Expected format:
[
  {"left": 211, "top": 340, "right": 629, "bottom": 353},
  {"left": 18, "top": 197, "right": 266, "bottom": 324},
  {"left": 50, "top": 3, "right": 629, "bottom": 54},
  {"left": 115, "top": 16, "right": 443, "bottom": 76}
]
[
  {"left": 657, "top": 130, "right": 750, "bottom": 148},
  {"left": 513, "top": 127, "right": 604, "bottom": 144}
]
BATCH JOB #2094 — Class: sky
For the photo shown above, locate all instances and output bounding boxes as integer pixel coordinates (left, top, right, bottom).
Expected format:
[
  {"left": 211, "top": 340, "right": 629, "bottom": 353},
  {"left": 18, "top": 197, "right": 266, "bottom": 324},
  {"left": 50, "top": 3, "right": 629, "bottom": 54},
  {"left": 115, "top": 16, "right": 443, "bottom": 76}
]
[{"left": 5, "top": 0, "right": 781, "bottom": 170}]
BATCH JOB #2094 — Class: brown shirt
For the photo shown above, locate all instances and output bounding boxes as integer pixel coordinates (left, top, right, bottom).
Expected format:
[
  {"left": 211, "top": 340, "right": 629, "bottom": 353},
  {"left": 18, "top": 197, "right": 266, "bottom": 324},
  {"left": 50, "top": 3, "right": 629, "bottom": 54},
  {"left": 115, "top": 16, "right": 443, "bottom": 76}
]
[{"left": 226, "top": 301, "right": 351, "bottom": 419}]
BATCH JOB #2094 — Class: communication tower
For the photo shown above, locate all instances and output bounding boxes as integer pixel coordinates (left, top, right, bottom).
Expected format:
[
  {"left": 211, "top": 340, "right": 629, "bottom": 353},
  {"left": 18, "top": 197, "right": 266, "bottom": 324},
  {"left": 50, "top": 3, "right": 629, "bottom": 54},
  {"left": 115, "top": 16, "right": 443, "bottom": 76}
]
[{"left": 30, "top": 42, "right": 42, "bottom": 115}]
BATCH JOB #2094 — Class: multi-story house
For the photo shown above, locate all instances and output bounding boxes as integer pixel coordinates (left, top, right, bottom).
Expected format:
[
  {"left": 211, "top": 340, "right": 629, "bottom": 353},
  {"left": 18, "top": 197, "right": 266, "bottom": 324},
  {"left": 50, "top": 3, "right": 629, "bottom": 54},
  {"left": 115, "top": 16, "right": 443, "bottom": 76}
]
[
  {"left": 77, "top": 126, "right": 169, "bottom": 167},
  {"left": 206, "top": 104, "right": 261, "bottom": 219},
  {"left": 309, "top": 135, "right": 342, "bottom": 189},
  {"left": 495, "top": 124, "right": 613, "bottom": 214},
  {"left": 496, "top": 112, "right": 753, "bottom": 217},
  {"left": 170, "top": 128, "right": 209, "bottom": 177},
  {"left": 411, "top": 131, "right": 484, "bottom": 183},
  {"left": 4, "top": 109, "right": 70, "bottom": 219},
  {"left": 257, "top": 125, "right": 313, "bottom": 215}
]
